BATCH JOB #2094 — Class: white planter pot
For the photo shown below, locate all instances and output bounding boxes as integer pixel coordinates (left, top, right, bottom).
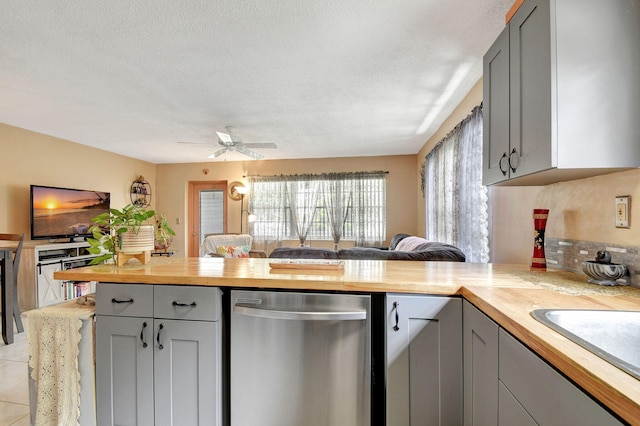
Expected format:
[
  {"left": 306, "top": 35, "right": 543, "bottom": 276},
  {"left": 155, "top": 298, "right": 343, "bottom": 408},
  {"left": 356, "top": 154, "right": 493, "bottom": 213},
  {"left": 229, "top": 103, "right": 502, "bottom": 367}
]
[{"left": 117, "top": 225, "right": 155, "bottom": 254}]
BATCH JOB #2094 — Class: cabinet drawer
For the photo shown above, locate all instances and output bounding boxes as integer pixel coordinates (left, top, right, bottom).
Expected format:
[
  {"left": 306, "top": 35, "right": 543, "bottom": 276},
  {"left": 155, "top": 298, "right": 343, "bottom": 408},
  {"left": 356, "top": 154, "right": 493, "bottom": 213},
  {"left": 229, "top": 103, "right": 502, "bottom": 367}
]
[
  {"left": 498, "top": 329, "right": 622, "bottom": 425},
  {"left": 96, "top": 283, "right": 154, "bottom": 317},
  {"left": 154, "top": 285, "right": 221, "bottom": 321}
]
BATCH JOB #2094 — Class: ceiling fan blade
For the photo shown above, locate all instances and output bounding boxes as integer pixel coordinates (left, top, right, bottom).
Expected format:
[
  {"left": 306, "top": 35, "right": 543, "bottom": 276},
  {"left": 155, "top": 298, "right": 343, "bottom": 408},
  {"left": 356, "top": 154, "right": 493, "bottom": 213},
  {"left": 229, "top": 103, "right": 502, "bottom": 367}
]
[
  {"left": 207, "top": 148, "right": 229, "bottom": 159},
  {"left": 216, "top": 131, "right": 233, "bottom": 144},
  {"left": 235, "top": 146, "right": 264, "bottom": 160},
  {"left": 241, "top": 143, "right": 278, "bottom": 149},
  {"left": 224, "top": 126, "right": 243, "bottom": 143}
]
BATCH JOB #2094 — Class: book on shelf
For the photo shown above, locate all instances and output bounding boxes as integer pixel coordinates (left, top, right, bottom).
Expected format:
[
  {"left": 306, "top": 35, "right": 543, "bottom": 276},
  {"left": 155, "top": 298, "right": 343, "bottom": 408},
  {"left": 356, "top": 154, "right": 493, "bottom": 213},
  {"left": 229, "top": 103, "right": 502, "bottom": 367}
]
[{"left": 62, "top": 280, "right": 96, "bottom": 301}]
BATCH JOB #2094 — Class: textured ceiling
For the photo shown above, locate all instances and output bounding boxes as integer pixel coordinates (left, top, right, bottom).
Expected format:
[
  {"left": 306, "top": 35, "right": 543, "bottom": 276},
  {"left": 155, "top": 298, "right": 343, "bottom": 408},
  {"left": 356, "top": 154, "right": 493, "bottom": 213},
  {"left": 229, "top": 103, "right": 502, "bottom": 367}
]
[{"left": 0, "top": 0, "right": 512, "bottom": 163}]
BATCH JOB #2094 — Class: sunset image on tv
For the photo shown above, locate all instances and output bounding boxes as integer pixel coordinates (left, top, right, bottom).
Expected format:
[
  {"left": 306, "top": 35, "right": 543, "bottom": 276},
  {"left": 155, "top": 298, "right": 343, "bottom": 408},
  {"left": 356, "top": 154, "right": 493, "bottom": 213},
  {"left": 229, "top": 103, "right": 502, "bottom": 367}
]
[{"left": 31, "top": 186, "right": 110, "bottom": 239}]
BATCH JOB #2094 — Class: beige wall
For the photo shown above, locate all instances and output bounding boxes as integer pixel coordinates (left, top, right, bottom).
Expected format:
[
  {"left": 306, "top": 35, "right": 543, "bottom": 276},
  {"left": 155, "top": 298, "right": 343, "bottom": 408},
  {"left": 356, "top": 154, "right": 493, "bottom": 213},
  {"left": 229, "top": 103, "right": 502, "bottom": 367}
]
[
  {"left": 156, "top": 156, "right": 417, "bottom": 256},
  {"left": 536, "top": 169, "right": 640, "bottom": 246},
  {"left": 488, "top": 170, "right": 640, "bottom": 265},
  {"left": 0, "top": 123, "right": 156, "bottom": 238}
]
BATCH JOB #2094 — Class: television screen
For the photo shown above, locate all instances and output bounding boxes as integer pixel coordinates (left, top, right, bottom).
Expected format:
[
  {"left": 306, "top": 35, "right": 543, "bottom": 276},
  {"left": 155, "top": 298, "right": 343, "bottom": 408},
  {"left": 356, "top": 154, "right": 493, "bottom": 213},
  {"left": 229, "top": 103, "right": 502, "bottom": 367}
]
[{"left": 30, "top": 185, "right": 111, "bottom": 240}]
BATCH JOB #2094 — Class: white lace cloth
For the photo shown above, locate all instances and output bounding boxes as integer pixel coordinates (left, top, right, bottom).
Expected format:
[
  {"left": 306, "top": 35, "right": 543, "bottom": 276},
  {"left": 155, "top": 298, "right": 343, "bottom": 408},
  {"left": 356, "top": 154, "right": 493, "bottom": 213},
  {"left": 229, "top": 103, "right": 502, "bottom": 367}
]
[{"left": 25, "top": 300, "right": 95, "bottom": 426}]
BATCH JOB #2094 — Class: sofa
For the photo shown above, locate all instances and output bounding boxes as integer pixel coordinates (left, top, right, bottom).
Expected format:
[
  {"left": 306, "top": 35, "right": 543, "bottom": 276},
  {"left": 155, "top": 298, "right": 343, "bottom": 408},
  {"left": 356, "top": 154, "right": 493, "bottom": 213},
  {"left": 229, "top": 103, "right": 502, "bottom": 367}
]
[
  {"left": 200, "top": 234, "right": 267, "bottom": 258},
  {"left": 269, "top": 233, "right": 466, "bottom": 262}
]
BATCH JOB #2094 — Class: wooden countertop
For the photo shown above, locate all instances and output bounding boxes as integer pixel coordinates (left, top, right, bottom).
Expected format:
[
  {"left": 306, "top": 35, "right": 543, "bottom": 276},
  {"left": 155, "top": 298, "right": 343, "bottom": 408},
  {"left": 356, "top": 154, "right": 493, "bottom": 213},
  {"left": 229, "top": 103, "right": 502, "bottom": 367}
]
[
  {"left": 55, "top": 257, "right": 640, "bottom": 424},
  {"left": 54, "top": 256, "right": 542, "bottom": 292}
]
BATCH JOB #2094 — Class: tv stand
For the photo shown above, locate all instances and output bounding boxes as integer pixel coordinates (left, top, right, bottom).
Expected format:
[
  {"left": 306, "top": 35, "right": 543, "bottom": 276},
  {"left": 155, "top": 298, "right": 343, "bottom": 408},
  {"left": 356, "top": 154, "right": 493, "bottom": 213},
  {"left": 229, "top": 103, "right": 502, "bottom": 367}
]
[{"left": 17, "top": 241, "right": 98, "bottom": 310}]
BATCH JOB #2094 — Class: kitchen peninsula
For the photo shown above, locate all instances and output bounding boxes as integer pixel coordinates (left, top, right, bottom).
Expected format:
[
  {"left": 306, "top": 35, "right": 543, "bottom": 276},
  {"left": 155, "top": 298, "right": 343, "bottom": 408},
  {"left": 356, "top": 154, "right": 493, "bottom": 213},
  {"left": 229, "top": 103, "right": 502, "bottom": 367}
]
[{"left": 56, "top": 257, "right": 640, "bottom": 425}]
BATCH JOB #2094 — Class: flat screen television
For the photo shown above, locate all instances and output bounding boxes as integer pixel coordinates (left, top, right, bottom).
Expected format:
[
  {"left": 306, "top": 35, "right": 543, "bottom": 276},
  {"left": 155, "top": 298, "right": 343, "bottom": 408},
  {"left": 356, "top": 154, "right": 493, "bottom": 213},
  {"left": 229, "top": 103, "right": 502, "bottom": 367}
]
[{"left": 30, "top": 184, "right": 111, "bottom": 241}]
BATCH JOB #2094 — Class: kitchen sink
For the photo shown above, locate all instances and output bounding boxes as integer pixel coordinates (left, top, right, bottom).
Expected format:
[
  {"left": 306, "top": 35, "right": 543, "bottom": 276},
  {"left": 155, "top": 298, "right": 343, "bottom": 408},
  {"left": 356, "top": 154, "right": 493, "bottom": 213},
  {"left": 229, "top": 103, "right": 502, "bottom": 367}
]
[{"left": 531, "top": 309, "right": 640, "bottom": 380}]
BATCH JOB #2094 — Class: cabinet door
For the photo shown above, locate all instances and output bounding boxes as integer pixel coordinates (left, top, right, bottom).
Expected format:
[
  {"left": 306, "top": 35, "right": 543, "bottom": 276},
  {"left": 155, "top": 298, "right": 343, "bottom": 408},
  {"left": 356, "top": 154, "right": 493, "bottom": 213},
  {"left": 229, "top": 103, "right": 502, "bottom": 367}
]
[
  {"left": 499, "top": 329, "right": 623, "bottom": 425},
  {"left": 154, "top": 319, "right": 221, "bottom": 426},
  {"left": 463, "top": 301, "right": 499, "bottom": 426},
  {"left": 509, "top": 0, "right": 552, "bottom": 178},
  {"left": 482, "top": 26, "right": 511, "bottom": 185},
  {"left": 37, "top": 262, "right": 64, "bottom": 307},
  {"left": 386, "top": 295, "right": 462, "bottom": 426},
  {"left": 96, "top": 315, "right": 154, "bottom": 426},
  {"left": 497, "top": 381, "right": 537, "bottom": 426}
]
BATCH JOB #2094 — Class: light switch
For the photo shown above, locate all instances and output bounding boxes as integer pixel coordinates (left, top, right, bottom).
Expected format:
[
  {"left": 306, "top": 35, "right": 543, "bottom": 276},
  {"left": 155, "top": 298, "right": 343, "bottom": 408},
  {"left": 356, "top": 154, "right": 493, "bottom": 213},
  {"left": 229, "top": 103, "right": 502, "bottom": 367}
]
[{"left": 615, "top": 196, "right": 630, "bottom": 228}]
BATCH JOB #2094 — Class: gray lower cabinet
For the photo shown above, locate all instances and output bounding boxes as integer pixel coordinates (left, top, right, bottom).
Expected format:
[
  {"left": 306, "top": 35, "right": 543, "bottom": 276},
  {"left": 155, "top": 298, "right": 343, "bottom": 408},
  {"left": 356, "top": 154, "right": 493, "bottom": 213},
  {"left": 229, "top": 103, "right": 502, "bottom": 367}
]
[
  {"left": 463, "top": 301, "right": 623, "bottom": 425},
  {"left": 499, "top": 328, "right": 623, "bottom": 426},
  {"left": 95, "top": 283, "right": 222, "bottom": 426},
  {"left": 497, "top": 382, "right": 537, "bottom": 426},
  {"left": 96, "top": 315, "right": 155, "bottom": 425},
  {"left": 386, "top": 294, "right": 462, "bottom": 425},
  {"left": 463, "top": 300, "right": 498, "bottom": 426}
]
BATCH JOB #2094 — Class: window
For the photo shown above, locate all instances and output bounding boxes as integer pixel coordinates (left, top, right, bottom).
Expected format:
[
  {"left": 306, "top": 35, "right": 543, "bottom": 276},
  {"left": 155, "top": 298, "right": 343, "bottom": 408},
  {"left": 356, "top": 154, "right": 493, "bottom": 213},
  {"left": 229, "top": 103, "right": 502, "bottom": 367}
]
[
  {"left": 424, "top": 105, "right": 489, "bottom": 263},
  {"left": 248, "top": 172, "right": 386, "bottom": 247},
  {"left": 199, "top": 189, "right": 224, "bottom": 244}
]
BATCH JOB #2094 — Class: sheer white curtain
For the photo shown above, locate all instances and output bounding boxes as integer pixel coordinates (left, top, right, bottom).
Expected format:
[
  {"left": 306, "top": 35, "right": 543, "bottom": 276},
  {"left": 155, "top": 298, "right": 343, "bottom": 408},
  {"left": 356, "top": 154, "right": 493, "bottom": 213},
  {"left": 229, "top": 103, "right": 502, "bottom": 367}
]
[
  {"left": 248, "top": 176, "right": 288, "bottom": 250},
  {"left": 323, "top": 176, "right": 352, "bottom": 250},
  {"left": 350, "top": 172, "right": 386, "bottom": 246},
  {"left": 286, "top": 177, "right": 321, "bottom": 246},
  {"left": 425, "top": 106, "right": 489, "bottom": 263},
  {"left": 248, "top": 172, "right": 386, "bottom": 248}
]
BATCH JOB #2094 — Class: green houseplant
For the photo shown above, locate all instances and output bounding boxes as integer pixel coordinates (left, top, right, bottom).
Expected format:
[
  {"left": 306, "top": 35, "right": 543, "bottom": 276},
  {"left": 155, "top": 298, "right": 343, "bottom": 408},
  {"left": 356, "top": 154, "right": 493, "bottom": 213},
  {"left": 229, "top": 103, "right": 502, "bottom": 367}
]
[
  {"left": 87, "top": 204, "right": 165, "bottom": 265},
  {"left": 154, "top": 211, "right": 176, "bottom": 250}
]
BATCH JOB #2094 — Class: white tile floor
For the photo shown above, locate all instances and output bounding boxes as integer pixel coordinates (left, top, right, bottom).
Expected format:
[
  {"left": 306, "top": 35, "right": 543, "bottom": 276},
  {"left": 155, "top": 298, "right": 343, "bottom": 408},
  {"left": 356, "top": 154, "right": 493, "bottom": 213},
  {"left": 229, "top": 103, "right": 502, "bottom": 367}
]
[{"left": 0, "top": 325, "right": 30, "bottom": 426}]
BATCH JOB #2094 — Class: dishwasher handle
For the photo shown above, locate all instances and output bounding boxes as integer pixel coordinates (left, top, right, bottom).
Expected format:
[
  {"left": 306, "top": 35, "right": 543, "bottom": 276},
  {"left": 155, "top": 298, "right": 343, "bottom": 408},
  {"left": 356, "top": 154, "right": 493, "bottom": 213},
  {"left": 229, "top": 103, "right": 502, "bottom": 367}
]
[{"left": 233, "top": 304, "right": 366, "bottom": 321}]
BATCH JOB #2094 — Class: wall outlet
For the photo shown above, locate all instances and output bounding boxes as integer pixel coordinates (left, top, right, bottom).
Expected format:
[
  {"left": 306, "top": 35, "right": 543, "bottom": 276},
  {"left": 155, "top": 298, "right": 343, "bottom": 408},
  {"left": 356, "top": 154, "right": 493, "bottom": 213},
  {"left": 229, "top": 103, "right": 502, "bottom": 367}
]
[{"left": 615, "top": 196, "right": 630, "bottom": 228}]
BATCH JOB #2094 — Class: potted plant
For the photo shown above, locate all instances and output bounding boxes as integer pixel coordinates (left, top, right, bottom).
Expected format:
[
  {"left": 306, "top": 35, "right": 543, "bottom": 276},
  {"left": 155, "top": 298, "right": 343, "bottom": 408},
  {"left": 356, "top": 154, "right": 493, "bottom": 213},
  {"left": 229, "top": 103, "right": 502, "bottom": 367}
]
[
  {"left": 154, "top": 211, "right": 175, "bottom": 250},
  {"left": 87, "top": 204, "right": 167, "bottom": 265}
]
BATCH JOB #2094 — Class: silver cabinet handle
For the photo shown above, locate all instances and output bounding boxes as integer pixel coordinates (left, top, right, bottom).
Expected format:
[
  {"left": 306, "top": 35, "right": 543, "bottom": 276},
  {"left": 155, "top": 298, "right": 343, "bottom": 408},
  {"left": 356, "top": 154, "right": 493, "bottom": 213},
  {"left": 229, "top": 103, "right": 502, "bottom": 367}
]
[{"left": 233, "top": 304, "right": 366, "bottom": 321}]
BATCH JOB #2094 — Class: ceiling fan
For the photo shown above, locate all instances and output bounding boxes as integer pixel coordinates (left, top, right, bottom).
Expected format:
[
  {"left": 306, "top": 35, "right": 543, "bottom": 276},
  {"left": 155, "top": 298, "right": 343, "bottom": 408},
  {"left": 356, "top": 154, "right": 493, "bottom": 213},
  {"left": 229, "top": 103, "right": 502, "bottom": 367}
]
[{"left": 180, "top": 126, "right": 278, "bottom": 160}]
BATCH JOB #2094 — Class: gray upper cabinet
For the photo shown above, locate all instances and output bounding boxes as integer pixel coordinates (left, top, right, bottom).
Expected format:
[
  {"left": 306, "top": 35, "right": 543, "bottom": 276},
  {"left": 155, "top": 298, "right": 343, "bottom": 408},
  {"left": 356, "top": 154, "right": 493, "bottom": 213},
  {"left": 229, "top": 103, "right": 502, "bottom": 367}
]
[
  {"left": 483, "top": 0, "right": 640, "bottom": 186},
  {"left": 483, "top": 26, "right": 511, "bottom": 185},
  {"left": 386, "top": 294, "right": 462, "bottom": 426}
]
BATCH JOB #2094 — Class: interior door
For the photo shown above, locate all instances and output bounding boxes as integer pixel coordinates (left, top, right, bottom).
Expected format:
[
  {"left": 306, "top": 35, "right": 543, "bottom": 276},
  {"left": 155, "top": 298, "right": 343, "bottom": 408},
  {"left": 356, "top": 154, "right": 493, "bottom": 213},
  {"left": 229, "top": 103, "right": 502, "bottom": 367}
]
[{"left": 188, "top": 181, "right": 227, "bottom": 256}]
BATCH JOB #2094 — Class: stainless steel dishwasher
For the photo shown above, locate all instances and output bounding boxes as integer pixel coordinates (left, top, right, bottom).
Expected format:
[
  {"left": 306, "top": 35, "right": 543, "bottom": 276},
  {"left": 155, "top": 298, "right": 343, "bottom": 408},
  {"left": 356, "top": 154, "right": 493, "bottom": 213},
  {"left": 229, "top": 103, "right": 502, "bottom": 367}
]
[{"left": 231, "top": 290, "right": 371, "bottom": 425}]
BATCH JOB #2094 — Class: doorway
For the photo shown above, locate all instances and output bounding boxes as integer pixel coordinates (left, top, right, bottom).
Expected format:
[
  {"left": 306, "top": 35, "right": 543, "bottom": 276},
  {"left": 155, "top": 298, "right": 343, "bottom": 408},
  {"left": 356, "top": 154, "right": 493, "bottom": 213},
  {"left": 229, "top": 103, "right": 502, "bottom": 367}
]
[{"left": 188, "top": 181, "right": 227, "bottom": 256}]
